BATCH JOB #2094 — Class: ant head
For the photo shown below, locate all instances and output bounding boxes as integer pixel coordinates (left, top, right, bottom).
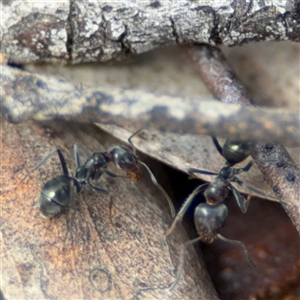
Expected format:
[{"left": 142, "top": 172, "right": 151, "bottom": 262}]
[
  {"left": 194, "top": 203, "right": 228, "bottom": 244},
  {"left": 204, "top": 181, "right": 229, "bottom": 205},
  {"left": 107, "top": 145, "right": 140, "bottom": 177},
  {"left": 222, "top": 140, "right": 253, "bottom": 166}
]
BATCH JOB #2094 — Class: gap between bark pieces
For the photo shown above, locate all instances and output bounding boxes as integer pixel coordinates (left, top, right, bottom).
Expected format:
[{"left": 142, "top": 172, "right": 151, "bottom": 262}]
[
  {"left": 252, "top": 143, "right": 300, "bottom": 234},
  {"left": 183, "top": 43, "right": 300, "bottom": 234}
]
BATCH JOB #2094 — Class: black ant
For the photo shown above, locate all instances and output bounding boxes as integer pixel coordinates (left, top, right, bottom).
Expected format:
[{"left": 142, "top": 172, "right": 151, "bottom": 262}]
[
  {"left": 16, "top": 146, "right": 109, "bottom": 218},
  {"left": 17, "top": 130, "right": 175, "bottom": 218},
  {"left": 166, "top": 137, "right": 255, "bottom": 290},
  {"left": 74, "top": 129, "right": 175, "bottom": 217}
]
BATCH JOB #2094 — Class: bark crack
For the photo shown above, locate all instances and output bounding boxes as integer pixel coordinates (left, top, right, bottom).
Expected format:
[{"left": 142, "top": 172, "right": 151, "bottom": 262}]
[
  {"left": 66, "top": 0, "right": 75, "bottom": 61},
  {"left": 169, "top": 17, "right": 179, "bottom": 44}
]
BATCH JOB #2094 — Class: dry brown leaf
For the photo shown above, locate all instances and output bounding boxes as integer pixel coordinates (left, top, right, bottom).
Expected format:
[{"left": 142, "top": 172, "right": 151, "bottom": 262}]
[{"left": 0, "top": 117, "right": 219, "bottom": 299}]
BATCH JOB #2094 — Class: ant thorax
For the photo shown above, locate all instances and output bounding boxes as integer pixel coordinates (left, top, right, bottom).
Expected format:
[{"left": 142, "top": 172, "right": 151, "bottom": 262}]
[
  {"left": 204, "top": 180, "right": 229, "bottom": 205},
  {"left": 76, "top": 152, "right": 110, "bottom": 182}
]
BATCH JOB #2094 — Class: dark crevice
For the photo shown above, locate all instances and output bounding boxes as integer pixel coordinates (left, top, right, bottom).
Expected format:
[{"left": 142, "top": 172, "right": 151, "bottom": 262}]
[
  {"left": 66, "top": 0, "right": 75, "bottom": 61},
  {"left": 169, "top": 17, "right": 179, "bottom": 44},
  {"left": 118, "top": 24, "right": 130, "bottom": 55}
]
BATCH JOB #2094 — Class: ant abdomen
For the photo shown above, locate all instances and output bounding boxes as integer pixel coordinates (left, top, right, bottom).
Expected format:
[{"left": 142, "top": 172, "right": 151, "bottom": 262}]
[
  {"left": 222, "top": 140, "right": 253, "bottom": 166},
  {"left": 39, "top": 175, "right": 77, "bottom": 218},
  {"left": 194, "top": 203, "right": 228, "bottom": 244}
]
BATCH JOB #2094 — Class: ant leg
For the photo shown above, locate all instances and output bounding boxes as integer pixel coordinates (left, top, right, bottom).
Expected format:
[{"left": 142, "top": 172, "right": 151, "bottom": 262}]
[
  {"left": 231, "top": 176, "right": 244, "bottom": 186},
  {"left": 245, "top": 185, "right": 280, "bottom": 203},
  {"left": 232, "top": 161, "right": 253, "bottom": 176},
  {"left": 211, "top": 136, "right": 223, "bottom": 157},
  {"left": 139, "top": 161, "right": 175, "bottom": 218},
  {"left": 57, "top": 149, "right": 69, "bottom": 176},
  {"left": 15, "top": 149, "right": 59, "bottom": 187},
  {"left": 169, "top": 236, "right": 202, "bottom": 291},
  {"left": 128, "top": 129, "right": 143, "bottom": 156},
  {"left": 165, "top": 183, "right": 209, "bottom": 236},
  {"left": 73, "top": 144, "right": 81, "bottom": 168},
  {"left": 217, "top": 234, "right": 255, "bottom": 267},
  {"left": 188, "top": 168, "right": 218, "bottom": 176},
  {"left": 229, "top": 183, "right": 249, "bottom": 213},
  {"left": 87, "top": 177, "right": 109, "bottom": 195}
]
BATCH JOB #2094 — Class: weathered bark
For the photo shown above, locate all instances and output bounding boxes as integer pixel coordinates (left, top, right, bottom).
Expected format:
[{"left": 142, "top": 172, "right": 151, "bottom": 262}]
[
  {"left": 0, "top": 116, "right": 220, "bottom": 300},
  {"left": 1, "top": 0, "right": 299, "bottom": 64},
  {"left": 1, "top": 64, "right": 299, "bottom": 147}
]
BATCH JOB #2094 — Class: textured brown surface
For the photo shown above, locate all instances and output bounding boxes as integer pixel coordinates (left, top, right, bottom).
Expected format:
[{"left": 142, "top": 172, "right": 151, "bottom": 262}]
[
  {"left": 0, "top": 117, "right": 219, "bottom": 299},
  {"left": 1, "top": 40, "right": 299, "bottom": 299}
]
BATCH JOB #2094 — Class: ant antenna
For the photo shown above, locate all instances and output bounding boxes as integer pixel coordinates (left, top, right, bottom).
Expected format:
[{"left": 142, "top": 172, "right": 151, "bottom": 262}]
[
  {"left": 211, "top": 136, "right": 223, "bottom": 157},
  {"left": 169, "top": 236, "right": 202, "bottom": 291},
  {"left": 216, "top": 234, "right": 255, "bottom": 267},
  {"left": 14, "top": 149, "right": 58, "bottom": 188},
  {"left": 73, "top": 144, "right": 81, "bottom": 167},
  {"left": 138, "top": 161, "right": 175, "bottom": 218},
  {"left": 128, "top": 129, "right": 143, "bottom": 156},
  {"left": 127, "top": 129, "right": 175, "bottom": 217}
]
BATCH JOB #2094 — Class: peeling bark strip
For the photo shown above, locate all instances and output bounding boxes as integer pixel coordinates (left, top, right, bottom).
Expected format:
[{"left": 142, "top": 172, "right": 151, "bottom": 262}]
[
  {"left": 1, "top": 64, "right": 299, "bottom": 147},
  {"left": 252, "top": 143, "right": 300, "bottom": 234},
  {"left": 185, "top": 44, "right": 300, "bottom": 233},
  {"left": 1, "top": 0, "right": 299, "bottom": 64}
]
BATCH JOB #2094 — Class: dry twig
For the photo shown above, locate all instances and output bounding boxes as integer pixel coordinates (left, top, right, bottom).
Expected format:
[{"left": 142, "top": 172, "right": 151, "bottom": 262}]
[{"left": 1, "top": 64, "right": 299, "bottom": 147}]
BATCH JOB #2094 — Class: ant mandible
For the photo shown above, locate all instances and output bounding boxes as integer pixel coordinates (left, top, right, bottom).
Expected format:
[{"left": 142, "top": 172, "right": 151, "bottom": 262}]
[
  {"left": 166, "top": 137, "right": 254, "bottom": 290},
  {"left": 74, "top": 129, "right": 175, "bottom": 217}
]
